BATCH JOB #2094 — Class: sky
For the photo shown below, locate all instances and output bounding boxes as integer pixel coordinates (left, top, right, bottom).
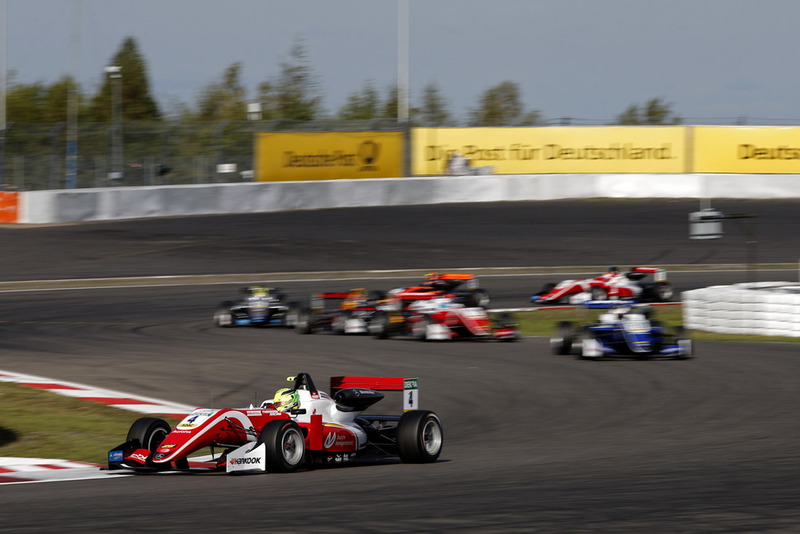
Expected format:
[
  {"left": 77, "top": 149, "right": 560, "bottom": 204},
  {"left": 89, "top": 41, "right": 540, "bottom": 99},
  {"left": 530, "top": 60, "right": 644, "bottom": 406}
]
[{"left": 5, "top": 0, "right": 800, "bottom": 124}]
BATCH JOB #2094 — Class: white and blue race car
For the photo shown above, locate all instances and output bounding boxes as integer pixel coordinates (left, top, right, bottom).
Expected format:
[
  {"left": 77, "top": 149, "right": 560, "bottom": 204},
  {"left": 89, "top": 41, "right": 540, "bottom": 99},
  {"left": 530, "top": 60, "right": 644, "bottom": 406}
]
[{"left": 550, "top": 301, "right": 692, "bottom": 360}]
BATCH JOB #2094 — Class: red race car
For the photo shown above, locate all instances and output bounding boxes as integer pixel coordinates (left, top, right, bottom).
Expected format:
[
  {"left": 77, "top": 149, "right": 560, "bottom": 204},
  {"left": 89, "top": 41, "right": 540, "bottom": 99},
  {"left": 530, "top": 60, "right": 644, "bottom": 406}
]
[
  {"left": 107, "top": 373, "right": 443, "bottom": 474},
  {"left": 531, "top": 267, "right": 674, "bottom": 305},
  {"left": 369, "top": 294, "right": 518, "bottom": 341}
]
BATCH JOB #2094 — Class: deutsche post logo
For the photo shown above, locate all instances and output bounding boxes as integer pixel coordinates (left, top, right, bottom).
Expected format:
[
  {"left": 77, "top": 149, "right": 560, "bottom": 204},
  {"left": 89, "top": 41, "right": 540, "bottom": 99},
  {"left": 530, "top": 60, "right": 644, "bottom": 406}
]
[{"left": 358, "top": 141, "right": 380, "bottom": 171}]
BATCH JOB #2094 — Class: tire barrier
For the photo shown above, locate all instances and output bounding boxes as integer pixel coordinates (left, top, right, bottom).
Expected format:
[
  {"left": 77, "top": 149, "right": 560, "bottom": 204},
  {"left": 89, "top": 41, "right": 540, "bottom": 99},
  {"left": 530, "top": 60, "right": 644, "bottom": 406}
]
[{"left": 683, "top": 282, "right": 800, "bottom": 337}]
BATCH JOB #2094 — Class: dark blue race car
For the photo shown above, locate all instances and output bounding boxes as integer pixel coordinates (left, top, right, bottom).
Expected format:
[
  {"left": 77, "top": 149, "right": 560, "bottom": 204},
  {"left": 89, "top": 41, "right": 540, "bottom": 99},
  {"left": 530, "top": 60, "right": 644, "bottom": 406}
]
[
  {"left": 213, "top": 286, "right": 296, "bottom": 327},
  {"left": 549, "top": 301, "right": 692, "bottom": 360}
]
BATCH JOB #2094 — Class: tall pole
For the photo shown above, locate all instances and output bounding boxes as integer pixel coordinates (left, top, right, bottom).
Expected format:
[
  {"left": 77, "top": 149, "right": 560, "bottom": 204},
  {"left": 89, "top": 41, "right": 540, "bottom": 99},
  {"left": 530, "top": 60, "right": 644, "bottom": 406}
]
[
  {"left": 105, "top": 66, "right": 122, "bottom": 182},
  {"left": 65, "top": 0, "right": 81, "bottom": 189},
  {"left": 397, "top": 0, "right": 409, "bottom": 124}
]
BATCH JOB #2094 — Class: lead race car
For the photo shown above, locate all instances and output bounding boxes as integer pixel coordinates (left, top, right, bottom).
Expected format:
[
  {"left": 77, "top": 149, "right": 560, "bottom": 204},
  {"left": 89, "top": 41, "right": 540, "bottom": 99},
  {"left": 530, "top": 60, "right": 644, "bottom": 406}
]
[
  {"left": 549, "top": 301, "right": 692, "bottom": 360},
  {"left": 531, "top": 267, "right": 674, "bottom": 305},
  {"left": 108, "top": 373, "right": 443, "bottom": 474}
]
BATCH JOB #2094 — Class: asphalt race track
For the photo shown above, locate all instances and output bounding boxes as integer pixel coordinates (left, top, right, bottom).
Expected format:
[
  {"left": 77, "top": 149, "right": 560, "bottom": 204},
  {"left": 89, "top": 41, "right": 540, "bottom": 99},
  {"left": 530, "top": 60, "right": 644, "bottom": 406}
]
[{"left": 2, "top": 199, "right": 800, "bottom": 533}]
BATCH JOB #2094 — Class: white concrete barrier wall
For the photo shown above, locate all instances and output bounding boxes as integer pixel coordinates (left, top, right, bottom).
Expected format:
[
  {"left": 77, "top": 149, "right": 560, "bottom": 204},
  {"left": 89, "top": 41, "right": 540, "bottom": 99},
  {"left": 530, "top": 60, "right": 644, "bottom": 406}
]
[
  {"left": 683, "top": 283, "right": 800, "bottom": 337},
  {"left": 18, "top": 172, "right": 800, "bottom": 224}
]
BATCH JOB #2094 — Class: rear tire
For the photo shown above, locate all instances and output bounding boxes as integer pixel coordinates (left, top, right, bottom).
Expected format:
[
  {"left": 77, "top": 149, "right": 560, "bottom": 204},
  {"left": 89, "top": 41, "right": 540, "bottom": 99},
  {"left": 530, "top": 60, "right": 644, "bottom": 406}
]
[
  {"left": 258, "top": 420, "right": 305, "bottom": 473},
  {"left": 397, "top": 410, "right": 443, "bottom": 463},
  {"left": 654, "top": 281, "right": 674, "bottom": 302},
  {"left": 590, "top": 286, "right": 607, "bottom": 300}
]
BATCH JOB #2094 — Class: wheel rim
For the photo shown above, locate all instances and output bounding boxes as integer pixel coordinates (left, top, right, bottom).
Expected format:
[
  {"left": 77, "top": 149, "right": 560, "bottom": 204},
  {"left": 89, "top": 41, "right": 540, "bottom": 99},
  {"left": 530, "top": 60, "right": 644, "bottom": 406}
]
[
  {"left": 281, "top": 428, "right": 304, "bottom": 465},
  {"left": 421, "top": 419, "right": 443, "bottom": 455},
  {"left": 147, "top": 428, "right": 168, "bottom": 451},
  {"left": 659, "top": 285, "right": 674, "bottom": 300}
]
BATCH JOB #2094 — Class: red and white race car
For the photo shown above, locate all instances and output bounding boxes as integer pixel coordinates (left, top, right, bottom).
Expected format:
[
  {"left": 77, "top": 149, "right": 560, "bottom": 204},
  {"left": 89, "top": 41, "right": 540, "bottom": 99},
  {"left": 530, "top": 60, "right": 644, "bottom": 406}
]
[
  {"left": 530, "top": 267, "right": 674, "bottom": 305},
  {"left": 108, "top": 373, "right": 443, "bottom": 474},
  {"left": 369, "top": 294, "right": 518, "bottom": 341}
]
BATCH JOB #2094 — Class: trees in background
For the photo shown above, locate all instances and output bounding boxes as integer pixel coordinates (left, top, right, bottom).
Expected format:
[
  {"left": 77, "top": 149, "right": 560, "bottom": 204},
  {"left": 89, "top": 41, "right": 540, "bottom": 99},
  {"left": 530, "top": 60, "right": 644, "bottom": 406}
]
[
  {"left": 615, "top": 97, "right": 681, "bottom": 125},
  {"left": 88, "top": 37, "right": 160, "bottom": 122},
  {"left": 5, "top": 36, "right": 681, "bottom": 126}
]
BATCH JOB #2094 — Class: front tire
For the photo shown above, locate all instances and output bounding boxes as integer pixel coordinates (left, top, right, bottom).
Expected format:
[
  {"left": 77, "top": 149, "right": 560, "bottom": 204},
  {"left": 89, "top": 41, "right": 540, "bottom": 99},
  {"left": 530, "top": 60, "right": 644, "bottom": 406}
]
[
  {"left": 369, "top": 311, "right": 391, "bottom": 339},
  {"left": 295, "top": 308, "right": 314, "bottom": 334},
  {"left": 674, "top": 325, "right": 694, "bottom": 359},
  {"left": 213, "top": 302, "right": 234, "bottom": 327},
  {"left": 397, "top": 410, "right": 443, "bottom": 463},
  {"left": 258, "top": 420, "right": 305, "bottom": 473},
  {"left": 550, "top": 321, "right": 574, "bottom": 355},
  {"left": 127, "top": 417, "right": 171, "bottom": 467}
]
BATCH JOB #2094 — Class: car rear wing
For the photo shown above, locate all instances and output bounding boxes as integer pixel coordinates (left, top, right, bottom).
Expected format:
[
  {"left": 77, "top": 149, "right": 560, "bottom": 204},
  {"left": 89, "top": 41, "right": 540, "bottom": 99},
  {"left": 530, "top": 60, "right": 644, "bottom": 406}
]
[
  {"left": 330, "top": 376, "right": 419, "bottom": 411},
  {"left": 310, "top": 290, "right": 372, "bottom": 311},
  {"left": 631, "top": 267, "right": 667, "bottom": 281}
]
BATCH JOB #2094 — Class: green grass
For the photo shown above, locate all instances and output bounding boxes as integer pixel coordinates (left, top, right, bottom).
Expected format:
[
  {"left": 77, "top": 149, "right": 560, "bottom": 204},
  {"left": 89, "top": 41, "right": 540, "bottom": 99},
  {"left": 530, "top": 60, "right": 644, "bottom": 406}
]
[{"left": 0, "top": 382, "right": 181, "bottom": 465}]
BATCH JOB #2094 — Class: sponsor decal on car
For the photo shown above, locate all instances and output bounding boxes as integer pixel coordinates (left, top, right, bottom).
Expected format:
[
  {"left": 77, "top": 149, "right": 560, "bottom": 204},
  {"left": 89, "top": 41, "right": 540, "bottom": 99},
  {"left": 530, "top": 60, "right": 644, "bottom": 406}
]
[
  {"left": 229, "top": 456, "right": 262, "bottom": 466},
  {"left": 108, "top": 450, "right": 123, "bottom": 462},
  {"left": 128, "top": 452, "right": 149, "bottom": 463},
  {"left": 323, "top": 431, "right": 355, "bottom": 450}
]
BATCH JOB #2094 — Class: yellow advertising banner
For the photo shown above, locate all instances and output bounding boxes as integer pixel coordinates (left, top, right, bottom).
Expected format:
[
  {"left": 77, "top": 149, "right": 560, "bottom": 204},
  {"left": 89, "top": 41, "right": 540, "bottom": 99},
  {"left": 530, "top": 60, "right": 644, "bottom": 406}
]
[
  {"left": 412, "top": 127, "right": 687, "bottom": 174},
  {"left": 693, "top": 126, "right": 800, "bottom": 173},
  {"left": 255, "top": 131, "right": 404, "bottom": 181}
]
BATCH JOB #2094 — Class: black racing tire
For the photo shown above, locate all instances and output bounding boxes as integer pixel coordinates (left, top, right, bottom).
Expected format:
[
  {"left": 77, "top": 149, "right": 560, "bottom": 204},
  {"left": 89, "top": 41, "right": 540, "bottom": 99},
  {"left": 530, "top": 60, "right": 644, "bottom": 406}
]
[
  {"left": 411, "top": 315, "right": 431, "bottom": 341},
  {"left": 331, "top": 310, "right": 349, "bottom": 334},
  {"left": 397, "top": 410, "right": 443, "bottom": 463},
  {"left": 674, "top": 325, "right": 694, "bottom": 360},
  {"left": 258, "top": 420, "right": 305, "bottom": 473},
  {"left": 213, "top": 302, "right": 234, "bottom": 327},
  {"left": 468, "top": 288, "right": 491, "bottom": 308},
  {"left": 654, "top": 281, "right": 674, "bottom": 302},
  {"left": 369, "top": 311, "right": 391, "bottom": 339},
  {"left": 295, "top": 308, "right": 314, "bottom": 334},
  {"left": 576, "top": 327, "right": 595, "bottom": 360},
  {"left": 283, "top": 302, "right": 300, "bottom": 328},
  {"left": 126, "top": 417, "right": 171, "bottom": 467},
  {"left": 590, "top": 286, "right": 607, "bottom": 301},
  {"left": 550, "top": 321, "right": 574, "bottom": 355}
]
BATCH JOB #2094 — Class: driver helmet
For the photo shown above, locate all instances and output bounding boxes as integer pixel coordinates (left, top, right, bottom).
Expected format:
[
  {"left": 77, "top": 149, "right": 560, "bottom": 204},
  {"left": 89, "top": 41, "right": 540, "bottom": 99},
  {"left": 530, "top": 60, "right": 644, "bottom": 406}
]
[
  {"left": 425, "top": 272, "right": 440, "bottom": 282},
  {"left": 273, "top": 388, "right": 299, "bottom": 412},
  {"left": 607, "top": 267, "right": 618, "bottom": 274}
]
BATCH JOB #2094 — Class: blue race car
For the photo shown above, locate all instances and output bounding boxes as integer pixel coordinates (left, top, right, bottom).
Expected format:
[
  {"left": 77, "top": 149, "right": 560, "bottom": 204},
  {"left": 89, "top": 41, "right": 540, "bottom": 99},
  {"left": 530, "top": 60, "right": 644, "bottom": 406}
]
[
  {"left": 213, "top": 286, "right": 296, "bottom": 327},
  {"left": 549, "top": 301, "right": 692, "bottom": 360}
]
